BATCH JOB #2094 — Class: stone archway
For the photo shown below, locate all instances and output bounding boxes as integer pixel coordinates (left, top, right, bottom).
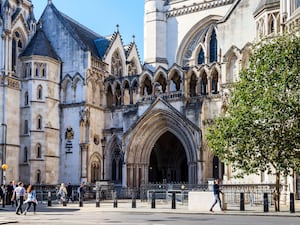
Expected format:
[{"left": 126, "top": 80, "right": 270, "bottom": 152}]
[
  {"left": 149, "top": 131, "right": 188, "bottom": 183},
  {"left": 124, "top": 98, "right": 202, "bottom": 188}
]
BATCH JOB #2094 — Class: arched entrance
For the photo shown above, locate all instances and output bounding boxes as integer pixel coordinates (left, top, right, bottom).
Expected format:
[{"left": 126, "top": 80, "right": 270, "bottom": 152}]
[
  {"left": 124, "top": 98, "right": 202, "bottom": 188},
  {"left": 149, "top": 131, "right": 188, "bottom": 182}
]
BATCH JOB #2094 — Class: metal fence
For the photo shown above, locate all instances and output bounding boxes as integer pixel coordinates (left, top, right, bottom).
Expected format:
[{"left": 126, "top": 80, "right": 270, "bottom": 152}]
[{"left": 29, "top": 182, "right": 278, "bottom": 206}]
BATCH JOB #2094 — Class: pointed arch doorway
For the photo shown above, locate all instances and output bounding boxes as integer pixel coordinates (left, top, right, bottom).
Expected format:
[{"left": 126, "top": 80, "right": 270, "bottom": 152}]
[
  {"left": 149, "top": 131, "right": 188, "bottom": 183},
  {"left": 124, "top": 99, "right": 202, "bottom": 188}
]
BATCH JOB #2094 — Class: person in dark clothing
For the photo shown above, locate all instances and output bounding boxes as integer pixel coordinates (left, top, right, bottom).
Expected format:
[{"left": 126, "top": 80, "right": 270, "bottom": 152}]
[
  {"left": 7, "top": 181, "right": 15, "bottom": 206},
  {"left": 66, "top": 183, "right": 73, "bottom": 202},
  {"left": 209, "top": 179, "right": 224, "bottom": 212}
]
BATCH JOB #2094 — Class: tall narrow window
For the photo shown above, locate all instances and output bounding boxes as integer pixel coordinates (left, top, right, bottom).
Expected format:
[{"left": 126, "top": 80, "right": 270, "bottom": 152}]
[
  {"left": 24, "top": 92, "right": 29, "bottom": 105},
  {"left": 37, "top": 115, "right": 42, "bottom": 129},
  {"left": 200, "top": 73, "right": 208, "bottom": 95},
  {"left": 209, "top": 30, "right": 218, "bottom": 63},
  {"left": 24, "top": 120, "right": 28, "bottom": 134},
  {"left": 198, "top": 48, "right": 205, "bottom": 65},
  {"left": 36, "top": 170, "right": 41, "bottom": 184},
  {"left": 211, "top": 72, "right": 219, "bottom": 94},
  {"left": 189, "top": 73, "right": 197, "bottom": 97},
  {"left": 37, "top": 85, "right": 43, "bottom": 100},
  {"left": 12, "top": 39, "right": 17, "bottom": 72},
  {"left": 36, "top": 143, "right": 42, "bottom": 158},
  {"left": 42, "top": 67, "right": 46, "bottom": 77},
  {"left": 35, "top": 67, "right": 39, "bottom": 77},
  {"left": 24, "top": 147, "right": 28, "bottom": 163}
]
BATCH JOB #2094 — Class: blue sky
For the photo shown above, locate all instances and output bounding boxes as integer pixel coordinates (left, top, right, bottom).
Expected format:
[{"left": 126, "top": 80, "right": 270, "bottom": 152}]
[{"left": 32, "top": 0, "right": 145, "bottom": 61}]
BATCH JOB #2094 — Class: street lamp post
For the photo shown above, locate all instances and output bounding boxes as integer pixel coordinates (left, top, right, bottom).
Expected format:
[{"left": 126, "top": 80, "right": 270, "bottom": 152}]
[
  {"left": 101, "top": 137, "right": 106, "bottom": 180},
  {"left": 1, "top": 123, "right": 7, "bottom": 185},
  {"left": 1, "top": 164, "right": 8, "bottom": 208}
]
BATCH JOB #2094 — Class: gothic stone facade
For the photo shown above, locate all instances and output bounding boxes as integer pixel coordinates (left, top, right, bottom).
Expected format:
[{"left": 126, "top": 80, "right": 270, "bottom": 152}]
[{"left": 1, "top": 0, "right": 299, "bottom": 195}]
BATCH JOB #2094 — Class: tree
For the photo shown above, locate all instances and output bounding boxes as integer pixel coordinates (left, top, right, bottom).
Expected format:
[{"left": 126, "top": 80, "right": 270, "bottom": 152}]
[{"left": 206, "top": 32, "right": 300, "bottom": 211}]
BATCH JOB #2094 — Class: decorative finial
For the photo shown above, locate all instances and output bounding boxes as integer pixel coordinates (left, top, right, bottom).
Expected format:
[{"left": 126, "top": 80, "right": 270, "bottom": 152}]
[
  {"left": 48, "top": 0, "right": 52, "bottom": 5},
  {"left": 132, "top": 35, "right": 135, "bottom": 43},
  {"left": 116, "top": 24, "right": 119, "bottom": 32}
]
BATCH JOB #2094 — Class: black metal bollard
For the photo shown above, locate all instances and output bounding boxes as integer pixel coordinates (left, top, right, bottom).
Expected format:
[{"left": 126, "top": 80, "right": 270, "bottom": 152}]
[
  {"left": 2, "top": 191, "right": 6, "bottom": 208},
  {"left": 151, "top": 192, "right": 156, "bottom": 208},
  {"left": 132, "top": 191, "right": 136, "bottom": 208},
  {"left": 263, "top": 193, "right": 268, "bottom": 212},
  {"left": 290, "top": 193, "right": 295, "bottom": 213},
  {"left": 240, "top": 193, "right": 245, "bottom": 211},
  {"left": 47, "top": 191, "right": 52, "bottom": 206},
  {"left": 172, "top": 192, "right": 176, "bottom": 209},
  {"left": 113, "top": 191, "right": 118, "bottom": 208},
  {"left": 79, "top": 193, "right": 83, "bottom": 207},
  {"left": 96, "top": 191, "right": 100, "bottom": 208},
  {"left": 63, "top": 200, "right": 67, "bottom": 206}
]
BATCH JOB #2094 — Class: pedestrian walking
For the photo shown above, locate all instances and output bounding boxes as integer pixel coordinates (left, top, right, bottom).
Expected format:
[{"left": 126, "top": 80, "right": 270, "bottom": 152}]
[
  {"left": 12, "top": 181, "right": 26, "bottom": 215},
  {"left": 7, "top": 181, "right": 15, "bottom": 206},
  {"left": 209, "top": 179, "right": 224, "bottom": 212},
  {"left": 57, "top": 183, "right": 67, "bottom": 203},
  {"left": 23, "top": 185, "right": 38, "bottom": 215},
  {"left": 66, "top": 183, "right": 73, "bottom": 203},
  {"left": 0, "top": 184, "right": 4, "bottom": 204}
]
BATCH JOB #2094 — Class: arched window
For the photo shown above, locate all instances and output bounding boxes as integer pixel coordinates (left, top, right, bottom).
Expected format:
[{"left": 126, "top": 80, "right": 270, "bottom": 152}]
[
  {"left": 111, "top": 148, "right": 123, "bottom": 184},
  {"left": 106, "top": 85, "right": 114, "bottom": 107},
  {"left": 211, "top": 71, "right": 219, "bottom": 94},
  {"left": 209, "top": 30, "right": 218, "bottom": 63},
  {"left": 41, "top": 66, "right": 46, "bottom": 77},
  {"left": 155, "top": 73, "right": 167, "bottom": 94},
  {"left": 24, "top": 147, "right": 28, "bottom": 163},
  {"left": 24, "top": 91, "right": 29, "bottom": 106},
  {"left": 200, "top": 73, "right": 208, "bottom": 95},
  {"left": 36, "top": 143, "right": 42, "bottom": 158},
  {"left": 12, "top": 39, "right": 17, "bottom": 72},
  {"left": 198, "top": 48, "right": 205, "bottom": 65},
  {"left": 35, "top": 66, "right": 39, "bottom": 77},
  {"left": 268, "top": 16, "right": 275, "bottom": 34},
  {"left": 12, "top": 31, "right": 23, "bottom": 73},
  {"left": 36, "top": 170, "right": 41, "bottom": 184},
  {"left": 170, "top": 72, "right": 181, "bottom": 92},
  {"left": 189, "top": 73, "right": 197, "bottom": 97},
  {"left": 115, "top": 83, "right": 122, "bottom": 106},
  {"left": 141, "top": 76, "right": 152, "bottom": 96},
  {"left": 37, "top": 85, "right": 43, "bottom": 100},
  {"left": 228, "top": 55, "right": 238, "bottom": 82},
  {"left": 91, "top": 161, "right": 101, "bottom": 183},
  {"left": 37, "top": 115, "right": 42, "bottom": 129},
  {"left": 24, "top": 120, "right": 28, "bottom": 134},
  {"left": 132, "top": 80, "right": 138, "bottom": 104}
]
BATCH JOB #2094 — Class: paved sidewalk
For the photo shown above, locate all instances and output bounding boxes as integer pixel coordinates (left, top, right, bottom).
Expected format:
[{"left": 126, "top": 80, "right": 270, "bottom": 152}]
[{"left": 1, "top": 200, "right": 299, "bottom": 217}]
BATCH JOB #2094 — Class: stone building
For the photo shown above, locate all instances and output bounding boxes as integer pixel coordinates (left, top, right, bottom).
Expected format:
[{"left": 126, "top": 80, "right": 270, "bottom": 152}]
[{"left": 0, "top": 0, "right": 299, "bottom": 197}]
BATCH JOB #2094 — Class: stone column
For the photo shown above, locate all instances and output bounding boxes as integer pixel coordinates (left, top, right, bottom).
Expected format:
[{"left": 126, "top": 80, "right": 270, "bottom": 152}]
[
  {"left": 122, "top": 162, "right": 127, "bottom": 187},
  {"left": 80, "top": 143, "right": 89, "bottom": 181}
]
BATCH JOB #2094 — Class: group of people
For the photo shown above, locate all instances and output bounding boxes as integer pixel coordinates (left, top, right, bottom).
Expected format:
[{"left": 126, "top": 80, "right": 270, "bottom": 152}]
[
  {"left": 0, "top": 181, "right": 38, "bottom": 215},
  {"left": 56, "top": 182, "right": 85, "bottom": 203}
]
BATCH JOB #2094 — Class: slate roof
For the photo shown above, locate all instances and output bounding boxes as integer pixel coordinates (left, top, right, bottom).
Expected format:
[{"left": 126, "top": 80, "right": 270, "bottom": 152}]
[
  {"left": 20, "top": 27, "right": 60, "bottom": 60},
  {"left": 48, "top": 2, "right": 111, "bottom": 59},
  {"left": 254, "top": 0, "right": 280, "bottom": 16}
]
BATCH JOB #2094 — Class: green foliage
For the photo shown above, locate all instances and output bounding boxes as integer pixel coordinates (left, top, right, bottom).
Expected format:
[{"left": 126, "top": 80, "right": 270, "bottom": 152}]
[{"left": 206, "top": 32, "right": 300, "bottom": 178}]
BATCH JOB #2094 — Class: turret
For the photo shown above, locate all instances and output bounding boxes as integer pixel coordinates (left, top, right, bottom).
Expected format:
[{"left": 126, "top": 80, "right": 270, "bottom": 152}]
[{"left": 144, "top": 0, "right": 168, "bottom": 70}]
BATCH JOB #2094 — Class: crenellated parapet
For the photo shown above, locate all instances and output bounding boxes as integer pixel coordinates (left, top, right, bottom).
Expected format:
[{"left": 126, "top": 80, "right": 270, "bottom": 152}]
[{"left": 166, "top": 0, "right": 235, "bottom": 18}]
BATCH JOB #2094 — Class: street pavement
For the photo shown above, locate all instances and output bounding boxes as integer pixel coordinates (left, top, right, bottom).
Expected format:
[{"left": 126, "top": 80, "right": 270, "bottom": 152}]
[{"left": 0, "top": 200, "right": 299, "bottom": 224}]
